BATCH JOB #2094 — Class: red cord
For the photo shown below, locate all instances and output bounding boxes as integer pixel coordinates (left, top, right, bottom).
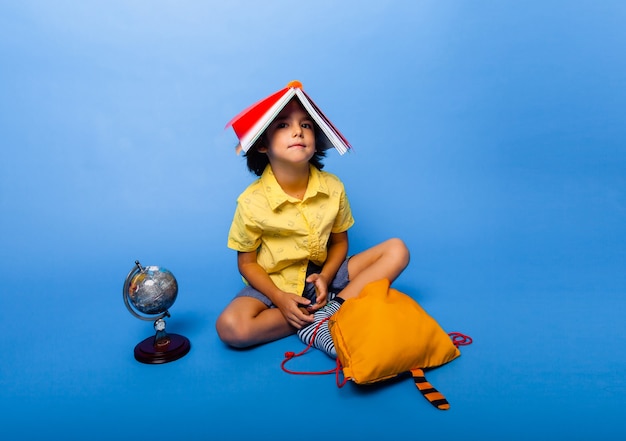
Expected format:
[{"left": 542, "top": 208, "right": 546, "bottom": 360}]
[
  {"left": 448, "top": 332, "right": 473, "bottom": 347},
  {"left": 281, "top": 317, "right": 340, "bottom": 376}
]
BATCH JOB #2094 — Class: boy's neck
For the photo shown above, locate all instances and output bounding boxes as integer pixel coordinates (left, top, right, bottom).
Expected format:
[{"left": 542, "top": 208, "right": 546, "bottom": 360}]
[{"left": 270, "top": 163, "right": 310, "bottom": 200}]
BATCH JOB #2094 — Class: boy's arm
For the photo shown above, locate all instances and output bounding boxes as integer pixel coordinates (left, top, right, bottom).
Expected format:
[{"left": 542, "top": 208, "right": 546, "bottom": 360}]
[
  {"left": 320, "top": 231, "right": 349, "bottom": 282},
  {"left": 237, "top": 250, "right": 315, "bottom": 329}
]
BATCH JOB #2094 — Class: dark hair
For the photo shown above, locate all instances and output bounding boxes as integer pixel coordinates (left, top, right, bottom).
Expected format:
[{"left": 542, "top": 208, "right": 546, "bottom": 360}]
[{"left": 244, "top": 125, "right": 327, "bottom": 176}]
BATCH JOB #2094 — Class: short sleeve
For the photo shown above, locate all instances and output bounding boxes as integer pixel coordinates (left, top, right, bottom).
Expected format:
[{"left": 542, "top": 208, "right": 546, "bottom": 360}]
[
  {"left": 227, "top": 200, "right": 262, "bottom": 252},
  {"left": 332, "top": 184, "right": 355, "bottom": 233}
]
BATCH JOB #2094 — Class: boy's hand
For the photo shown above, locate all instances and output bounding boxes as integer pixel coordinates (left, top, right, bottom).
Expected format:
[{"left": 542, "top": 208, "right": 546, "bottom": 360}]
[
  {"left": 275, "top": 292, "right": 315, "bottom": 329},
  {"left": 305, "top": 273, "right": 329, "bottom": 312}
]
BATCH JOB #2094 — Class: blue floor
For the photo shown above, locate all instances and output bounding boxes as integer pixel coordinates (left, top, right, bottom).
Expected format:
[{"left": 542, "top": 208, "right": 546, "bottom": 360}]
[{"left": 2, "top": 1, "right": 625, "bottom": 440}]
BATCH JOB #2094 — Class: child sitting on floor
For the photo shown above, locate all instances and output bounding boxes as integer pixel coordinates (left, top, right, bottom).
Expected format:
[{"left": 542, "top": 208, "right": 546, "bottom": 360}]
[{"left": 216, "top": 82, "right": 410, "bottom": 357}]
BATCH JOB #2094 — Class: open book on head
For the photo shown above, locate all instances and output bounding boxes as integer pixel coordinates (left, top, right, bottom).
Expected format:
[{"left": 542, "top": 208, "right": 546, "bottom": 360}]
[{"left": 225, "top": 80, "right": 352, "bottom": 155}]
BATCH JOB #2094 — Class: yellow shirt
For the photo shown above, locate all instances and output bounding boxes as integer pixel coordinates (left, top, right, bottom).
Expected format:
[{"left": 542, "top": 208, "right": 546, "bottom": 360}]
[{"left": 228, "top": 165, "right": 354, "bottom": 295}]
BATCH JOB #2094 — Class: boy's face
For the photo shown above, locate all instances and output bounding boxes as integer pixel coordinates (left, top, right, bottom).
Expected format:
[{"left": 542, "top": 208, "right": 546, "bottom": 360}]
[{"left": 260, "top": 99, "right": 316, "bottom": 167}]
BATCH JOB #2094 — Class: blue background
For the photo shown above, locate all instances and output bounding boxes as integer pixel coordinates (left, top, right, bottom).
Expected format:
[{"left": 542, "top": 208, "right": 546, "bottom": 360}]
[{"left": 1, "top": 1, "right": 625, "bottom": 439}]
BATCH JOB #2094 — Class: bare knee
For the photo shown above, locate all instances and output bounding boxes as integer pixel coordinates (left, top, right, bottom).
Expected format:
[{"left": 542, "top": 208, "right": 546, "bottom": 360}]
[
  {"left": 384, "top": 237, "right": 410, "bottom": 269},
  {"left": 215, "top": 311, "right": 253, "bottom": 348}
]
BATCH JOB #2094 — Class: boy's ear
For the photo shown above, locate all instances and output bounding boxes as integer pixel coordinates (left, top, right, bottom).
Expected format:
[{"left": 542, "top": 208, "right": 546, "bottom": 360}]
[{"left": 255, "top": 133, "right": 269, "bottom": 153}]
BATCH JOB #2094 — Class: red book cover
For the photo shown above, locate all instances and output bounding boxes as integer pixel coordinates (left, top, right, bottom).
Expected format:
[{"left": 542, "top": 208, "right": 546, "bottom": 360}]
[
  {"left": 226, "top": 81, "right": 351, "bottom": 155},
  {"left": 226, "top": 86, "right": 290, "bottom": 145}
]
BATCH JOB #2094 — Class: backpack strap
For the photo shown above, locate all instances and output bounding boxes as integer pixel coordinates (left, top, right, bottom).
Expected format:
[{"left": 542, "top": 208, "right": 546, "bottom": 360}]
[
  {"left": 410, "top": 368, "right": 450, "bottom": 410},
  {"left": 281, "top": 317, "right": 345, "bottom": 382}
]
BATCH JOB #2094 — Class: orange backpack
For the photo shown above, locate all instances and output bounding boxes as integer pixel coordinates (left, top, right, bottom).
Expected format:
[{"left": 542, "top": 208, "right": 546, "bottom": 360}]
[{"left": 282, "top": 278, "right": 471, "bottom": 410}]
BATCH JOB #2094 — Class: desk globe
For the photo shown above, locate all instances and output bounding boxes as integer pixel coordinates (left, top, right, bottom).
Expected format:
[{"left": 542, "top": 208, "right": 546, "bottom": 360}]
[{"left": 123, "top": 260, "right": 190, "bottom": 363}]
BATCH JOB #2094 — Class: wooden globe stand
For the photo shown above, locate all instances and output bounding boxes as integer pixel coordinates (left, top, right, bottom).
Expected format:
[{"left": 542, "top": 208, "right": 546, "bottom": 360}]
[{"left": 134, "top": 332, "right": 191, "bottom": 364}]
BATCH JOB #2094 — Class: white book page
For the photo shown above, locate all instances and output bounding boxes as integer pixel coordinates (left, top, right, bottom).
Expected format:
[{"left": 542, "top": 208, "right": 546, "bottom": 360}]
[{"left": 295, "top": 89, "right": 349, "bottom": 155}]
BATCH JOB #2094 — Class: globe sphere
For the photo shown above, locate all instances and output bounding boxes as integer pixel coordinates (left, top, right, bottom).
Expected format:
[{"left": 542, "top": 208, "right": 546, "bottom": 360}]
[{"left": 126, "top": 265, "right": 178, "bottom": 316}]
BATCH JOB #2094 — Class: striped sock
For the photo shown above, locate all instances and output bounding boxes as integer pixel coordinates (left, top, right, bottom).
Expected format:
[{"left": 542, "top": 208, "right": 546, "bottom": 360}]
[{"left": 297, "top": 299, "right": 343, "bottom": 358}]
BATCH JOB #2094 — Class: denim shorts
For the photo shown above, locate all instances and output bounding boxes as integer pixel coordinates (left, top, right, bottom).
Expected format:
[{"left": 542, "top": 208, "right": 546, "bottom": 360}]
[{"left": 234, "top": 259, "right": 350, "bottom": 307}]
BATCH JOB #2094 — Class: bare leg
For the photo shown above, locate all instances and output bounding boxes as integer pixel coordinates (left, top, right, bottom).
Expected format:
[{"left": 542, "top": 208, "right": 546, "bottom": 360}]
[
  {"left": 338, "top": 238, "right": 410, "bottom": 300},
  {"left": 216, "top": 297, "right": 295, "bottom": 348}
]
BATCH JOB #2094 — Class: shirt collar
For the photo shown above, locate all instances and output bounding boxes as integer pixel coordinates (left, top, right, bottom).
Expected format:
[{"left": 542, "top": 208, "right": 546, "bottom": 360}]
[{"left": 261, "top": 165, "right": 329, "bottom": 210}]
